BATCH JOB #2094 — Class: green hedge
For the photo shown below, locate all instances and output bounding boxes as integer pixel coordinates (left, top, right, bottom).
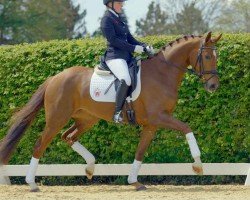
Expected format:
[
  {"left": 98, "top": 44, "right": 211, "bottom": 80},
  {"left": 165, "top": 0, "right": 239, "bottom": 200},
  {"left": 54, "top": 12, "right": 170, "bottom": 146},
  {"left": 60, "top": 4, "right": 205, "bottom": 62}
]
[{"left": 0, "top": 34, "right": 249, "bottom": 184}]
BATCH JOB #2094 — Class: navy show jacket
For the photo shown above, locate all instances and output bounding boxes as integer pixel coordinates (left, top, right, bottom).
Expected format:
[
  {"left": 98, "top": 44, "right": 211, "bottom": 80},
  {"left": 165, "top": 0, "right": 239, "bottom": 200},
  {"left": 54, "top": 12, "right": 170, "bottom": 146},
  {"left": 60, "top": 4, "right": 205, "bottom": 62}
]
[{"left": 101, "top": 10, "right": 144, "bottom": 62}]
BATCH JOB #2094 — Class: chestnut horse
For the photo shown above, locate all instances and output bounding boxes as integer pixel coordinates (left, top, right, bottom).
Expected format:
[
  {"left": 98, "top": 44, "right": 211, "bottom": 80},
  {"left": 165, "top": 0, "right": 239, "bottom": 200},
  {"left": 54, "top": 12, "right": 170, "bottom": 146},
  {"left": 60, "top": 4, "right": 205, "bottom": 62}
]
[{"left": 0, "top": 32, "right": 222, "bottom": 191}]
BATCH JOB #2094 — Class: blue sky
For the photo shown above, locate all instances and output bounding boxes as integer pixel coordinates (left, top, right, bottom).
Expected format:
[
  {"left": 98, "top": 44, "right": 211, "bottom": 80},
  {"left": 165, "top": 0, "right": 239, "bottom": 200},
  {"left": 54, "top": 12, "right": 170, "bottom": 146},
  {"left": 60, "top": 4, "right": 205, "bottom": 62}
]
[{"left": 75, "top": 0, "right": 154, "bottom": 34}]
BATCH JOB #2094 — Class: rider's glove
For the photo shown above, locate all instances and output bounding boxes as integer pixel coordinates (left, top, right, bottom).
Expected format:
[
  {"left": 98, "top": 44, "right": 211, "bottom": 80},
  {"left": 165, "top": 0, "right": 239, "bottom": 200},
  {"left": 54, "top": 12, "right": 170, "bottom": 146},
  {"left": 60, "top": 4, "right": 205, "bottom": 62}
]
[
  {"left": 146, "top": 45, "right": 155, "bottom": 54},
  {"left": 134, "top": 45, "right": 144, "bottom": 54}
]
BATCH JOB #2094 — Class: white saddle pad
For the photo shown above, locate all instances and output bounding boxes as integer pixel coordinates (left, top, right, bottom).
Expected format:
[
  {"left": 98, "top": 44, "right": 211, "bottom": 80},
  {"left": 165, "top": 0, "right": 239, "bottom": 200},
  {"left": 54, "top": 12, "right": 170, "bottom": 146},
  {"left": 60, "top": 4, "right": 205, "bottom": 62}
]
[{"left": 90, "top": 67, "right": 141, "bottom": 102}]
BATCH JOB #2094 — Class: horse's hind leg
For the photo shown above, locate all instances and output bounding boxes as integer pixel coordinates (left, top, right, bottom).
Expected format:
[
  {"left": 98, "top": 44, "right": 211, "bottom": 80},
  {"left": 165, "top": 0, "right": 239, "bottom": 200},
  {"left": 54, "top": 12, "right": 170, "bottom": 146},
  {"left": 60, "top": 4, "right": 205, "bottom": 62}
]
[
  {"left": 25, "top": 119, "right": 69, "bottom": 191},
  {"left": 25, "top": 105, "right": 72, "bottom": 192},
  {"left": 61, "top": 114, "right": 99, "bottom": 180}
]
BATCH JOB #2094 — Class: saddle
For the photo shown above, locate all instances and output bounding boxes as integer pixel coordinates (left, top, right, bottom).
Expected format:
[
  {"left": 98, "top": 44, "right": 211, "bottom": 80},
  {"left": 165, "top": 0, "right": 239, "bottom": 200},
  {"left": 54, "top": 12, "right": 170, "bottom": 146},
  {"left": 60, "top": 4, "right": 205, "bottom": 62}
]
[
  {"left": 94, "top": 56, "right": 141, "bottom": 125},
  {"left": 97, "top": 56, "right": 140, "bottom": 97}
]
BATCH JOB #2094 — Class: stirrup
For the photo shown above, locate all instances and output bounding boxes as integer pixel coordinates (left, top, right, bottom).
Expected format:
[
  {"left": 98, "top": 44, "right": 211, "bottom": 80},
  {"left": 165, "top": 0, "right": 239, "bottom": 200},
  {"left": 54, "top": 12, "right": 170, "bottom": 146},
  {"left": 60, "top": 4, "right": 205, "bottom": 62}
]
[{"left": 113, "top": 111, "right": 123, "bottom": 123}]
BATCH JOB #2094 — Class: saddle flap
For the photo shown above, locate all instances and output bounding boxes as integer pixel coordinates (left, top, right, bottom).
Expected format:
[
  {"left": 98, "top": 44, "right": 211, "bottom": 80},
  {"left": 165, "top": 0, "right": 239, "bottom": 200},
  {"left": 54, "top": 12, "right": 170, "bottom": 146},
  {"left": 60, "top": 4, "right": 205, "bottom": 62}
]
[
  {"left": 100, "top": 56, "right": 111, "bottom": 71},
  {"left": 127, "top": 57, "right": 141, "bottom": 96},
  {"left": 90, "top": 66, "right": 141, "bottom": 103}
]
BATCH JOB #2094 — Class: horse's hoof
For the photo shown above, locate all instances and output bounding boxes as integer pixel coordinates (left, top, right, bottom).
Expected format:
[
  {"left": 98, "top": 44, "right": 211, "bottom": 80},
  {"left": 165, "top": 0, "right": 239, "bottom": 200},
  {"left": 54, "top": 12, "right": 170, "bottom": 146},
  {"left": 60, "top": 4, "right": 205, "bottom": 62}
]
[
  {"left": 192, "top": 163, "right": 203, "bottom": 175},
  {"left": 85, "top": 164, "right": 95, "bottom": 180},
  {"left": 85, "top": 169, "right": 93, "bottom": 180},
  {"left": 28, "top": 183, "right": 40, "bottom": 192},
  {"left": 30, "top": 187, "right": 40, "bottom": 192},
  {"left": 131, "top": 182, "right": 147, "bottom": 191},
  {"left": 136, "top": 185, "right": 147, "bottom": 191}
]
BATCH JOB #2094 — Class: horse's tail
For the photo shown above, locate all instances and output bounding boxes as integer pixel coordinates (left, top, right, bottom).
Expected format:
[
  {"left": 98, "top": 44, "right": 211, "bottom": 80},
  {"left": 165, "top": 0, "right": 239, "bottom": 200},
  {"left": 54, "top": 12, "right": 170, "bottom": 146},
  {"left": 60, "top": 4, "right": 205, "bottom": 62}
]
[{"left": 0, "top": 77, "right": 52, "bottom": 164}]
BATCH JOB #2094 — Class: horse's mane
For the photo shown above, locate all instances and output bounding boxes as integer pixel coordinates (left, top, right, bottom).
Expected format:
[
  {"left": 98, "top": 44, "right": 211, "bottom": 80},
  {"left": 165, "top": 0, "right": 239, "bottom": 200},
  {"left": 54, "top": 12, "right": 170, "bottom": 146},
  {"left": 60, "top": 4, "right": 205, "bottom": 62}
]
[
  {"left": 144, "top": 35, "right": 203, "bottom": 60},
  {"left": 162, "top": 34, "right": 203, "bottom": 50},
  {"left": 142, "top": 35, "right": 203, "bottom": 61}
]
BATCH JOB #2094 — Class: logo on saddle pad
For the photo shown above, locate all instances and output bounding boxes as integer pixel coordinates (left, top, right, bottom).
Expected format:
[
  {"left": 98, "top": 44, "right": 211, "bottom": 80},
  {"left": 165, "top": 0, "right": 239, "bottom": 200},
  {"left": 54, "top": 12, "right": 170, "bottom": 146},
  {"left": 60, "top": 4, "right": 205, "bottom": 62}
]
[
  {"left": 94, "top": 88, "right": 101, "bottom": 97},
  {"left": 90, "top": 67, "right": 141, "bottom": 103}
]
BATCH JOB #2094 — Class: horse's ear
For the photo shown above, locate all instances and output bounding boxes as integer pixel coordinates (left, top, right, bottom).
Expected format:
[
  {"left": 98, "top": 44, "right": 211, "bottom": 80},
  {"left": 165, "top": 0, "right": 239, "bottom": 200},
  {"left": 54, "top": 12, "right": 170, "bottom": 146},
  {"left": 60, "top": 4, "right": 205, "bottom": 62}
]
[
  {"left": 205, "top": 32, "right": 212, "bottom": 44},
  {"left": 212, "top": 33, "right": 222, "bottom": 43}
]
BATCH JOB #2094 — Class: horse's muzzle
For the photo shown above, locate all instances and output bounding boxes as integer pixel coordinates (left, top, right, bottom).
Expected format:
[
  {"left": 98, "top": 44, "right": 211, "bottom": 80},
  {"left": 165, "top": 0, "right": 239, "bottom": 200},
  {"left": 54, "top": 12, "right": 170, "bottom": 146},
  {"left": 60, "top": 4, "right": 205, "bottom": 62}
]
[{"left": 205, "top": 82, "right": 219, "bottom": 93}]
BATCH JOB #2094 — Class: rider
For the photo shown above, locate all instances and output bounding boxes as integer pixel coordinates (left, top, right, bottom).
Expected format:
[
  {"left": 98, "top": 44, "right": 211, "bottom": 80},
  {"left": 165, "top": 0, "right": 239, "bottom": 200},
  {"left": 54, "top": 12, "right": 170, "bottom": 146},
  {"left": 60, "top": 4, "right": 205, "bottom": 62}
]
[{"left": 101, "top": 0, "right": 154, "bottom": 123}]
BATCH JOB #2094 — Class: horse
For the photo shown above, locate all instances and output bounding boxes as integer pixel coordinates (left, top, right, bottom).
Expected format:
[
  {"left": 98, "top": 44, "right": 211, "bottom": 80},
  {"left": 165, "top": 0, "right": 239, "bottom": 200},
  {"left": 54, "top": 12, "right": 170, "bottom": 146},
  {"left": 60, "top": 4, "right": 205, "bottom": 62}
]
[{"left": 0, "top": 32, "right": 222, "bottom": 191}]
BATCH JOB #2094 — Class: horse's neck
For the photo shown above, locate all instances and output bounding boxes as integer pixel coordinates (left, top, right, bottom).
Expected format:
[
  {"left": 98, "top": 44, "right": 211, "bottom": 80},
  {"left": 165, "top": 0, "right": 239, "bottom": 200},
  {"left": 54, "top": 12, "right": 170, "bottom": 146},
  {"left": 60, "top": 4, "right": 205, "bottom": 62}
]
[
  {"left": 159, "top": 40, "right": 199, "bottom": 84},
  {"left": 142, "top": 40, "right": 199, "bottom": 93},
  {"left": 141, "top": 54, "right": 181, "bottom": 98},
  {"left": 163, "top": 39, "right": 199, "bottom": 69}
]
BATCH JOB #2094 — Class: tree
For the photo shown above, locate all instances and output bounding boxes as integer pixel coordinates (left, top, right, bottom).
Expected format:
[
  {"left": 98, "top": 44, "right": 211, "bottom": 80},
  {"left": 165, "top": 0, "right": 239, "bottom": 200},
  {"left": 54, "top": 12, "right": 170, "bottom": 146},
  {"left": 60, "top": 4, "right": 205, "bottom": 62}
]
[
  {"left": 135, "top": 0, "right": 215, "bottom": 36},
  {"left": 0, "top": 0, "right": 87, "bottom": 45},
  {"left": 196, "top": 0, "right": 226, "bottom": 29},
  {"left": 162, "top": 0, "right": 214, "bottom": 35},
  {"left": 135, "top": 2, "right": 169, "bottom": 36},
  {"left": 214, "top": 0, "right": 250, "bottom": 32},
  {"left": 71, "top": 2, "right": 87, "bottom": 38},
  {"left": 172, "top": 1, "right": 209, "bottom": 35},
  {"left": 0, "top": 0, "right": 25, "bottom": 44}
]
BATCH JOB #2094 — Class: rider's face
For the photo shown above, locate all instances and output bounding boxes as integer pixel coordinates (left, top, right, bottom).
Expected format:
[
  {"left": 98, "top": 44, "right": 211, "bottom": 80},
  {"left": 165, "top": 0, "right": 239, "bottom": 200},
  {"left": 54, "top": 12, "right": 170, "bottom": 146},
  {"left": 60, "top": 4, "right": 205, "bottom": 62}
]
[{"left": 113, "top": 1, "right": 124, "bottom": 13}]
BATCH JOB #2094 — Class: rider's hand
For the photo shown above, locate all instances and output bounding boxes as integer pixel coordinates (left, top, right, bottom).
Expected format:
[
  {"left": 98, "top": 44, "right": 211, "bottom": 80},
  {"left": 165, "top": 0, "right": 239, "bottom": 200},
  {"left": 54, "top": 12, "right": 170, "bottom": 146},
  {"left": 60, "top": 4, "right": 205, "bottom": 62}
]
[
  {"left": 134, "top": 45, "right": 144, "bottom": 54},
  {"left": 146, "top": 45, "right": 155, "bottom": 54}
]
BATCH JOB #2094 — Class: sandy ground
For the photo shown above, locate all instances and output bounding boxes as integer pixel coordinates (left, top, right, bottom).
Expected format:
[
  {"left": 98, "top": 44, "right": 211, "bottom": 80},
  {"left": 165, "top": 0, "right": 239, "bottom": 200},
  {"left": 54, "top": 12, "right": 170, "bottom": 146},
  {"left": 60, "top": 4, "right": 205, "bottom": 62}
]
[{"left": 0, "top": 185, "right": 249, "bottom": 200}]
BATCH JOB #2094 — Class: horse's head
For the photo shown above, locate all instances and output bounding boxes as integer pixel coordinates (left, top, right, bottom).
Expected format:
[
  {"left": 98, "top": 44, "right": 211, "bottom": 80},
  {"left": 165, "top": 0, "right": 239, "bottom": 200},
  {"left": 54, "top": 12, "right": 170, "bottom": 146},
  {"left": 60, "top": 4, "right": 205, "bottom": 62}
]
[{"left": 189, "top": 32, "right": 222, "bottom": 93}]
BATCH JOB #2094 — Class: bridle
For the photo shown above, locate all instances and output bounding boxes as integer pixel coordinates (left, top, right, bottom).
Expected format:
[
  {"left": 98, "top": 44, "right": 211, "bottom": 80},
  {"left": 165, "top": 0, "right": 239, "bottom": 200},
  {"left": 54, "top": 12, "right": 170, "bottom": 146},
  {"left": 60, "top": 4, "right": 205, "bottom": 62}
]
[
  {"left": 155, "top": 40, "right": 218, "bottom": 83},
  {"left": 191, "top": 43, "right": 218, "bottom": 82}
]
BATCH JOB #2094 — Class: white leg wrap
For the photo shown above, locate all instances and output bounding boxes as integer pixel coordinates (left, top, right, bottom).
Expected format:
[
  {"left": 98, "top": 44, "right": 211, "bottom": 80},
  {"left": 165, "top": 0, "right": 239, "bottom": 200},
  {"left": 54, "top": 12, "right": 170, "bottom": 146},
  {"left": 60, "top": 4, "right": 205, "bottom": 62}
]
[
  {"left": 71, "top": 142, "right": 95, "bottom": 164},
  {"left": 25, "top": 157, "right": 39, "bottom": 184},
  {"left": 186, "top": 132, "right": 201, "bottom": 159},
  {"left": 128, "top": 159, "right": 142, "bottom": 184}
]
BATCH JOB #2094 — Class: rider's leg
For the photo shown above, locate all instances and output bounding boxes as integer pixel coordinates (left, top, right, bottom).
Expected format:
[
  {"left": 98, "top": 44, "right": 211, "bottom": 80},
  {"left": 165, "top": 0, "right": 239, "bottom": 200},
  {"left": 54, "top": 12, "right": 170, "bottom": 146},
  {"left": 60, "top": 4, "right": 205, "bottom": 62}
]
[
  {"left": 106, "top": 59, "right": 131, "bottom": 123},
  {"left": 113, "top": 79, "right": 129, "bottom": 122}
]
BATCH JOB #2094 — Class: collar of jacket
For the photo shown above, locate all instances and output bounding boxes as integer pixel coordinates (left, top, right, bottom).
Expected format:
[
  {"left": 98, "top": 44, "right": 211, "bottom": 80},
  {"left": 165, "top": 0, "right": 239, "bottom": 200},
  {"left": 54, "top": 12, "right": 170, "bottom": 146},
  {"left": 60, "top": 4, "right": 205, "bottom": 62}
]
[{"left": 108, "top": 8, "right": 119, "bottom": 18}]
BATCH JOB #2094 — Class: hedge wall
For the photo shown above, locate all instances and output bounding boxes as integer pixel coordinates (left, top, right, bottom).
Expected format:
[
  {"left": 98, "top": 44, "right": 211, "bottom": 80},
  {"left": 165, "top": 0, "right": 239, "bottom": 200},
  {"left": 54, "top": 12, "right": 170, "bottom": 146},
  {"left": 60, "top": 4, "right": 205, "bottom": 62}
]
[{"left": 0, "top": 34, "right": 249, "bottom": 184}]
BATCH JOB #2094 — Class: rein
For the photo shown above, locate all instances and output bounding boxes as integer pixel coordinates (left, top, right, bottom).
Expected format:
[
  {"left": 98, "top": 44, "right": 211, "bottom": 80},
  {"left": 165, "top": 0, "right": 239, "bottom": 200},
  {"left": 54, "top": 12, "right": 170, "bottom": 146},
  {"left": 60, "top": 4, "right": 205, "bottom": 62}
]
[{"left": 155, "top": 42, "right": 218, "bottom": 83}]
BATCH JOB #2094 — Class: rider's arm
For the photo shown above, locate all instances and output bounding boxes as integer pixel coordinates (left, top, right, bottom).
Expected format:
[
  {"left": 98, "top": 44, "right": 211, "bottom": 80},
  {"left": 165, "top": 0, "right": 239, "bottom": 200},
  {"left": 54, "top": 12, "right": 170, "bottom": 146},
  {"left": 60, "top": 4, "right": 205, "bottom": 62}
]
[
  {"left": 101, "top": 16, "right": 135, "bottom": 52},
  {"left": 127, "top": 32, "right": 145, "bottom": 46}
]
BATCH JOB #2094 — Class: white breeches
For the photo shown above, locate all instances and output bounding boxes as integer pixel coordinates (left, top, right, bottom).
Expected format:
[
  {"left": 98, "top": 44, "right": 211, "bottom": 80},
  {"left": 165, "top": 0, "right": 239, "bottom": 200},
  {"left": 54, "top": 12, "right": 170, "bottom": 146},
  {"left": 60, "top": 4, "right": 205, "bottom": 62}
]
[{"left": 106, "top": 59, "right": 131, "bottom": 86}]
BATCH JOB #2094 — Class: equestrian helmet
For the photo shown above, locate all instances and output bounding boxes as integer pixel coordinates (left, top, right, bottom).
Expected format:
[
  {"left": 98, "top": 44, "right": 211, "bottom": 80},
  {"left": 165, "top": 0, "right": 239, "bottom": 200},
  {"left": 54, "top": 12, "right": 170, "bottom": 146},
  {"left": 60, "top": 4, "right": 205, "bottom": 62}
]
[{"left": 103, "top": 0, "right": 126, "bottom": 5}]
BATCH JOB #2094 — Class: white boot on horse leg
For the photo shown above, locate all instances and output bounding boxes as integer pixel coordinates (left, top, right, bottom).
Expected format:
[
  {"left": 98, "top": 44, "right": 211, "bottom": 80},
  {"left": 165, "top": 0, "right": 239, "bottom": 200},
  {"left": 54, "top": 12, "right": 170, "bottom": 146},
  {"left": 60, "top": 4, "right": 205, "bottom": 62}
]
[
  {"left": 71, "top": 141, "right": 95, "bottom": 179},
  {"left": 128, "top": 159, "right": 147, "bottom": 191},
  {"left": 186, "top": 132, "right": 203, "bottom": 175},
  {"left": 25, "top": 157, "right": 40, "bottom": 192}
]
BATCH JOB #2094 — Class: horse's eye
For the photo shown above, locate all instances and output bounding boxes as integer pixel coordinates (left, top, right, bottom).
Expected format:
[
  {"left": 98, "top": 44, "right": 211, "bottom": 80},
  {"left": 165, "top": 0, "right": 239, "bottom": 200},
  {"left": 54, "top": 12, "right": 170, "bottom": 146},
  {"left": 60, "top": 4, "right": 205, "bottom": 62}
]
[{"left": 205, "top": 55, "right": 211, "bottom": 59}]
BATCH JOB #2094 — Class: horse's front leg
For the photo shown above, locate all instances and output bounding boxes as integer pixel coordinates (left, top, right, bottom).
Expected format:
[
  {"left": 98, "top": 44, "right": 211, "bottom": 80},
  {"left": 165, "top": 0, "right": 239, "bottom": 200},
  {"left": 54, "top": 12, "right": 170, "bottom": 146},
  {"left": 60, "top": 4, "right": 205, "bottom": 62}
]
[
  {"left": 150, "top": 111, "right": 203, "bottom": 175},
  {"left": 128, "top": 126, "right": 157, "bottom": 191}
]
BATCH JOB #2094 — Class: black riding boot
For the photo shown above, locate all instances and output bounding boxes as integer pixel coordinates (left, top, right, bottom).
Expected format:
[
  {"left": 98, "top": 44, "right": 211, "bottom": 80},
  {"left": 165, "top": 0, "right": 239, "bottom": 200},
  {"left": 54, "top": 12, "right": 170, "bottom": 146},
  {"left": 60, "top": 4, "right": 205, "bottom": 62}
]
[{"left": 113, "top": 79, "right": 129, "bottom": 123}]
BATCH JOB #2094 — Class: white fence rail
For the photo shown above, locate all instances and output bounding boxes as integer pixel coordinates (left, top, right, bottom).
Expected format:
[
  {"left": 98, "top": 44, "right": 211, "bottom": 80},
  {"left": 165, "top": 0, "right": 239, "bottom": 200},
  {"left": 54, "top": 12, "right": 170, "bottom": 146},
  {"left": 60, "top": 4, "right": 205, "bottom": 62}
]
[{"left": 1, "top": 163, "right": 249, "bottom": 185}]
